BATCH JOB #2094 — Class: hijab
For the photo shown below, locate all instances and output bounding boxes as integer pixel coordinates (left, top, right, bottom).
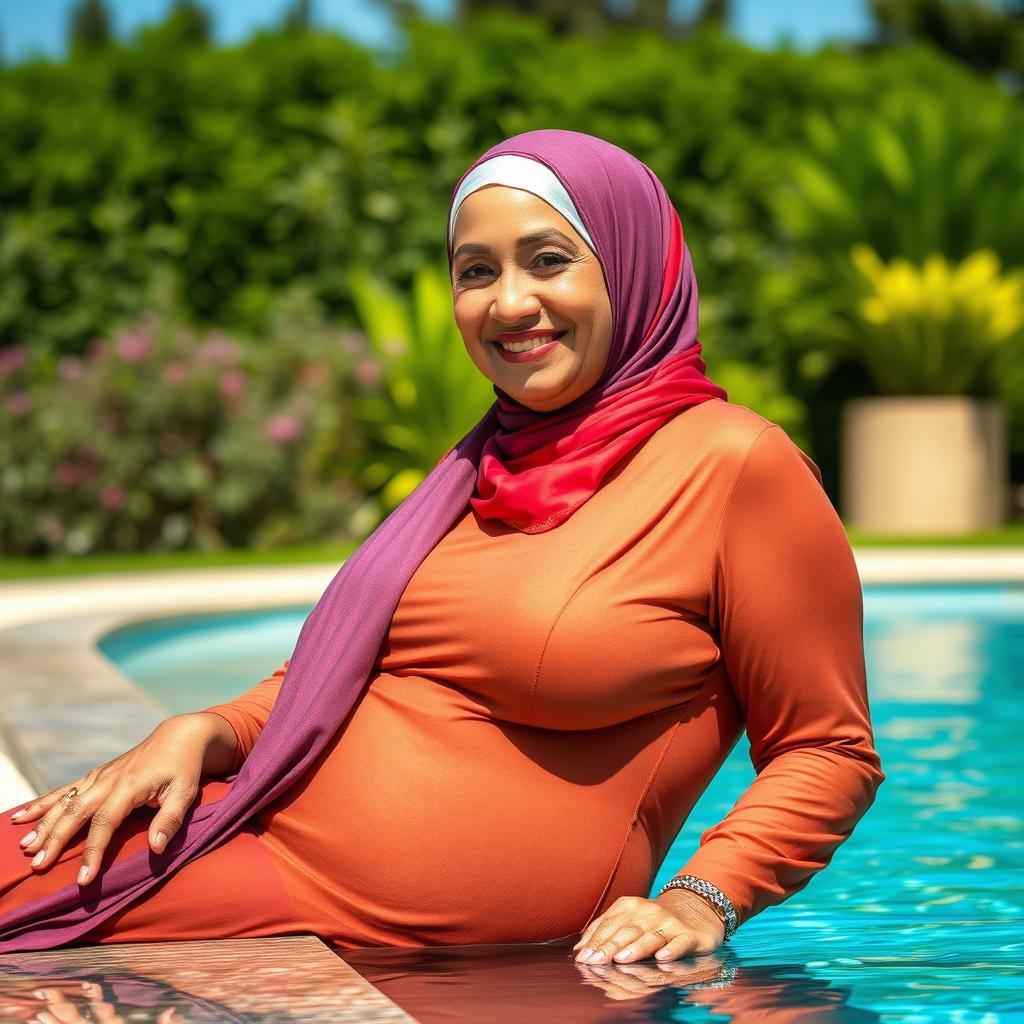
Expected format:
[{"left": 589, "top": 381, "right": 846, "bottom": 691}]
[
  {"left": 0, "top": 128, "right": 726, "bottom": 951},
  {"left": 448, "top": 133, "right": 727, "bottom": 531}
]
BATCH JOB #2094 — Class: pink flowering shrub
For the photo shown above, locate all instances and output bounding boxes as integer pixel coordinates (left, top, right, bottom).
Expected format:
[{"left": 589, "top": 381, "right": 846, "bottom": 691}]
[{"left": 0, "top": 310, "right": 379, "bottom": 555}]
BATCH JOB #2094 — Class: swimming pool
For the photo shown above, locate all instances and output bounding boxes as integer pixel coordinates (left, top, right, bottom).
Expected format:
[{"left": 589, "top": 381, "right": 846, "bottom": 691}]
[{"left": 99, "top": 584, "right": 1023, "bottom": 1021}]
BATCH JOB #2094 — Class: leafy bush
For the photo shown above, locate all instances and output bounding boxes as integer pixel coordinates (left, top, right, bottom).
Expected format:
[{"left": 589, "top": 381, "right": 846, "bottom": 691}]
[
  {"left": 0, "top": 300, "right": 373, "bottom": 555},
  {"left": 348, "top": 262, "right": 495, "bottom": 512}
]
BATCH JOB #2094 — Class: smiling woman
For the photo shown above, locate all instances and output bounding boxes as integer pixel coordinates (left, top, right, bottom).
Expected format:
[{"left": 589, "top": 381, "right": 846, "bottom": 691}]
[
  {"left": 450, "top": 187, "right": 614, "bottom": 413},
  {"left": 0, "top": 130, "right": 883, "bottom": 969}
]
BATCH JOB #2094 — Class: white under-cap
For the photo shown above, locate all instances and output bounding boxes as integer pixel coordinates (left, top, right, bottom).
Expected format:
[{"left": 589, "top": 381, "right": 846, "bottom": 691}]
[{"left": 448, "top": 154, "right": 596, "bottom": 254}]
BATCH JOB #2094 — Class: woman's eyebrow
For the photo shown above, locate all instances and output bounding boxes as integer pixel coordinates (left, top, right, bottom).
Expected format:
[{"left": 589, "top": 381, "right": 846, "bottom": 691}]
[{"left": 453, "top": 229, "right": 577, "bottom": 261}]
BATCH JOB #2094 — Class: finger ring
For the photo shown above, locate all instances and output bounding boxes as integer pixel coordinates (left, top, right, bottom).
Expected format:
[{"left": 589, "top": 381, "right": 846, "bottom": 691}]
[
  {"left": 59, "top": 787, "right": 78, "bottom": 805},
  {"left": 654, "top": 928, "right": 666, "bottom": 937}
]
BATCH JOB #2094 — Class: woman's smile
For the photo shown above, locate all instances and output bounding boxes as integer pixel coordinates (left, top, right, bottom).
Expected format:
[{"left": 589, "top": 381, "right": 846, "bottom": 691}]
[
  {"left": 492, "top": 329, "right": 567, "bottom": 361},
  {"left": 450, "top": 185, "right": 613, "bottom": 413}
]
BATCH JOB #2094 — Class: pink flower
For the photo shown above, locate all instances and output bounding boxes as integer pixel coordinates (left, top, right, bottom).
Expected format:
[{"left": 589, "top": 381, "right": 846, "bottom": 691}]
[
  {"left": 299, "top": 361, "right": 329, "bottom": 387},
  {"left": 197, "top": 332, "right": 241, "bottom": 367},
  {"left": 264, "top": 414, "right": 305, "bottom": 445},
  {"left": 218, "top": 369, "right": 247, "bottom": 398},
  {"left": 162, "top": 361, "right": 190, "bottom": 386},
  {"left": 353, "top": 358, "right": 381, "bottom": 387},
  {"left": 55, "top": 462, "right": 81, "bottom": 487},
  {"left": 0, "top": 345, "right": 28, "bottom": 375},
  {"left": 5, "top": 392, "right": 31, "bottom": 416},
  {"left": 100, "top": 484, "right": 125, "bottom": 509},
  {"left": 340, "top": 330, "right": 367, "bottom": 355},
  {"left": 57, "top": 356, "right": 86, "bottom": 381},
  {"left": 115, "top": 332, "right": 153, "bottom": 364}
]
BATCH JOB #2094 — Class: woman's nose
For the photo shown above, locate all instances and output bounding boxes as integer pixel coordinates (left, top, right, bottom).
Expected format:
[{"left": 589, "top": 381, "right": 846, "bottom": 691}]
[{"left": 491, "top": 269, "right": 542, "bottom": 324}]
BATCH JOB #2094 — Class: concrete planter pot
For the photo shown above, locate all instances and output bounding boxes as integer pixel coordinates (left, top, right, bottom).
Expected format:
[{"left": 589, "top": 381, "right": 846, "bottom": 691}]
[{"left": 841, "top": 396, "right": 1007, "bottom": 535}]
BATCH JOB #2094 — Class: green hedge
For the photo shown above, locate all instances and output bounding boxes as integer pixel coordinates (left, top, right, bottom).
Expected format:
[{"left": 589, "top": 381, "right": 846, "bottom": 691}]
[{"left": 1, "top": 11, "right": 1021, "bottom": 552}]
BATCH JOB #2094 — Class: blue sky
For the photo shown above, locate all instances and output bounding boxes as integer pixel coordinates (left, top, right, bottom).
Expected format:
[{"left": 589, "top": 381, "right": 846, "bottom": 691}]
[{"left": 0, "top": 0, "right": 873, "bottom": 62}]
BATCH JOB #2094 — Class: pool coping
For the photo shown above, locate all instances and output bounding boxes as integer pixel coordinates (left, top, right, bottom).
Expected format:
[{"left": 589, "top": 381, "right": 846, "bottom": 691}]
[{"left": 1, "top": 549, "right": 1022, "bottom": 802}]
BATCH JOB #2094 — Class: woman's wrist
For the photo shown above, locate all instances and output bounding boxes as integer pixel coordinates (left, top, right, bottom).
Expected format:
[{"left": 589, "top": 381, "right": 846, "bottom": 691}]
[
  {"left": 657, "top": 875, "right": 738, "bottom": 942},
  {"left": 656, "top": 887, "right": 727, "bottom": 943},
  {"left": 168, "top": 712, "right": 240, "bottom": 777}
]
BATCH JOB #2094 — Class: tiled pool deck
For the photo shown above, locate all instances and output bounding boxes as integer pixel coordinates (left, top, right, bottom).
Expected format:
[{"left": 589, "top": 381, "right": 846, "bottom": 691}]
[{"left": 1, "top": 550, "right": 1023, "bottom": 807}]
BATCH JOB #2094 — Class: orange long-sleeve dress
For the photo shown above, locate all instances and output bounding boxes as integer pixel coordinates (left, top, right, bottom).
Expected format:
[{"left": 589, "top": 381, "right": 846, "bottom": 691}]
[{"left": 0, "top": 398, "right": 884, "bottom": 950}]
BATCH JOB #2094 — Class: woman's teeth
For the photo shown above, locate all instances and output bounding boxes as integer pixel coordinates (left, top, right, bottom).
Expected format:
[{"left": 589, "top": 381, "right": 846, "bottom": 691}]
[{"left": 497, "top": 333, "right": 563, "bottom": 353}]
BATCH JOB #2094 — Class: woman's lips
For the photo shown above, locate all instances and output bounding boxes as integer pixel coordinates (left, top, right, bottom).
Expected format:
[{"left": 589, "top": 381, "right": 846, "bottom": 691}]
[{"left": 493, "top": 332, "right": 566, "bottom": 364}]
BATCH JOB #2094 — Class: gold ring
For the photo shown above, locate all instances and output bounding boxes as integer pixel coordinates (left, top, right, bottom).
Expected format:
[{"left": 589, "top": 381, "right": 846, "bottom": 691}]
[
  {"left": 59, "top": 786, "right": 78, "bottom": 805},
  {"left": 654, "top": 928, "right": 666, "bottom": 937}
]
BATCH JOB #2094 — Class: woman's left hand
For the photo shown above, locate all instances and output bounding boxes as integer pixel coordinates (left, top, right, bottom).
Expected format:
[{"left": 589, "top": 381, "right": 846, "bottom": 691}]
[{"left": 573, "top": 890, "right": 726, "bottom": 965}]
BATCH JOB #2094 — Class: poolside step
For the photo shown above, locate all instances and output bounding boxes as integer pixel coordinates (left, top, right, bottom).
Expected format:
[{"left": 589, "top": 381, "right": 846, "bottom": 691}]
[{"left": 0, "top": 934, "right": 418, "bottom": 1022}]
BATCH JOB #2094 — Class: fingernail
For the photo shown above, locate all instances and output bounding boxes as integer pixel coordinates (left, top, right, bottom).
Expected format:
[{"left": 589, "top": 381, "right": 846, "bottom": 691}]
[
  {"left": 31, "top": 849, "right": 46, "bottom": 867},
  {"left": 587, "top": 950, "right": 606, "bottom": 963},
  {"left": 155, "top": 831, "right": 167, "bottom": 850},
  {"left": 655, "top": 948, "right": 671, "bottom": 959},
  {"left": 78, "top": 865, "right": 90, "bottom": 885},
  {"left": 615, "top": 948, "right": 633, "bottom": 961},
  {"left": 11, "top": 808, "right": 26, "bottom": 820},
  {"left": 574, "top": 947, "right": 592, "bottom": 961},
  {"left": 32, "top": 990, "right": 45, "bottom": 999},
  {"left": 19, "top": 830, "right": 37, "bottom": 847}
]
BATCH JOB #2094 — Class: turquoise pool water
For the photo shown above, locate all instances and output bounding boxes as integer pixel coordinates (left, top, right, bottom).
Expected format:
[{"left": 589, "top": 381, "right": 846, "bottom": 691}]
[{"left": 99, "top": 584, "right": 1023, "bottom": 1021}]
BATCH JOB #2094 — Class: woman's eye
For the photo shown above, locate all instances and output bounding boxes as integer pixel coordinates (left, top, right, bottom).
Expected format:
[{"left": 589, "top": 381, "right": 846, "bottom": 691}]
[
  {"left": 456, "top": 264, "right": 491, "bottom": 283},
  {"left": 455, "top": 252, "right": 570, "bottom": 284},
  {"left": 535, "top": 252, "right": 570, "bottom": 270}
]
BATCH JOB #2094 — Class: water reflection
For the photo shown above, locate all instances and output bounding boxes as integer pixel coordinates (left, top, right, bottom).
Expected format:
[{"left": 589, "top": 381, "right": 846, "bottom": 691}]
[
  {"left": 343, "top": 935, "right": 882, "bottom": 1023},
  {"left": 867, "top": 620, "right": 985, "bottom": 704}
]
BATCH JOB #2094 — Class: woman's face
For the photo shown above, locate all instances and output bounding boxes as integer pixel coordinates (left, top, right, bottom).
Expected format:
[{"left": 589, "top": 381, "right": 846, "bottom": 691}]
[{"left": 450, "top": 185, "right": 613, "bottom": 413}]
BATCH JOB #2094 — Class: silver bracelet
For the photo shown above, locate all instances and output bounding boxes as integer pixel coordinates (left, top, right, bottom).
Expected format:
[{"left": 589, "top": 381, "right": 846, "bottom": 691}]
[{"left": 658, "top": 874, "right": 738, "bottom": 942}]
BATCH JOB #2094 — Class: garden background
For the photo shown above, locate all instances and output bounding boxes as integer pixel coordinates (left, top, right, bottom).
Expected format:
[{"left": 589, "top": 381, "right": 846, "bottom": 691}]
[{"left": 2, "top": 0, "right": 1023, "bottom": 567}]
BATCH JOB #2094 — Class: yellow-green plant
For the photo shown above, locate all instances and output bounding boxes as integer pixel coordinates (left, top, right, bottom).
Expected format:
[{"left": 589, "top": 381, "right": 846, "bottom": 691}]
[
  {"left": 833, "top": 245, "right": 1024, "bottom": 396},
  {"left": 348, "top": 262, "right": 495, "bottom": 511}
]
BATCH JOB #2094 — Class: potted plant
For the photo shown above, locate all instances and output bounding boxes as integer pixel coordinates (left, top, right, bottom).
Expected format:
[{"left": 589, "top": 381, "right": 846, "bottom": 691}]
[{"left": 835, "top": 245, "right": 1023, "bottom": 535}]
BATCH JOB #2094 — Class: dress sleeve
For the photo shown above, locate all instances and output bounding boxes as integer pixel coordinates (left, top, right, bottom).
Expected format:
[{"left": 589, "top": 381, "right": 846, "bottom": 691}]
[
  {"left": 675, "top": 424, "right": 885, "bottom": 930},
  {"left": 196, "top": 659, "right": 290, "bottom": 775}
]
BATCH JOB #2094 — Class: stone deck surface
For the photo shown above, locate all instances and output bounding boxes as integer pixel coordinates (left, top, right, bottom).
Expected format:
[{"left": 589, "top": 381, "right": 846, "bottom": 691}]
[{"left": 0, "top": 934, "right": 417, "bottom": 1022}]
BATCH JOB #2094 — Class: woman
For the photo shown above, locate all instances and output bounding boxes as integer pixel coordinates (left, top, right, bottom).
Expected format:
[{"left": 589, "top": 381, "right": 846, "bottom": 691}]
[{"left": 0, "top": 129, "right": 885, "bottom": 965}]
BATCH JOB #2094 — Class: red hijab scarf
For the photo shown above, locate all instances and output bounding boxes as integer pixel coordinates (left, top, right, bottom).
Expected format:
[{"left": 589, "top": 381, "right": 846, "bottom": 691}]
[{"left": 448, "top": 129, "right": 727, "bottom": 532}]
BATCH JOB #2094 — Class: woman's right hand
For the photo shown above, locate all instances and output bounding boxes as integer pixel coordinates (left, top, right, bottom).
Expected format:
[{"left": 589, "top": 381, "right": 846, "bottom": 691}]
[{"left": 9, "top": 712, "right": 239, "bottom": 886}]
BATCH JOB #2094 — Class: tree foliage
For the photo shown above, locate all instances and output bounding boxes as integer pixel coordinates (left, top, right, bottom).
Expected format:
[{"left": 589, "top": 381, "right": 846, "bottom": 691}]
[
  {"left": 869, "top": 0, "right": 1024, "bottom": 80},
  {"left": 68, "top": 0, "right": 112, "bottom": 54}
]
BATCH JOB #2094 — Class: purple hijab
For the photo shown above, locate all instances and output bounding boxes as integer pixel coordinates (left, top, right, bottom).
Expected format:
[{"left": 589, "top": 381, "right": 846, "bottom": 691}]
[{"left": 0, "top": 129, "right": 722, "bottom": 951}]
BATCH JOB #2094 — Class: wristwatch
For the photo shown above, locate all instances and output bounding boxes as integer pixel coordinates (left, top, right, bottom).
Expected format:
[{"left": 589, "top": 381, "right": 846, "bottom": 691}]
[{"left": 657, "top": 874, "right": 738, "bottom": 942}]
